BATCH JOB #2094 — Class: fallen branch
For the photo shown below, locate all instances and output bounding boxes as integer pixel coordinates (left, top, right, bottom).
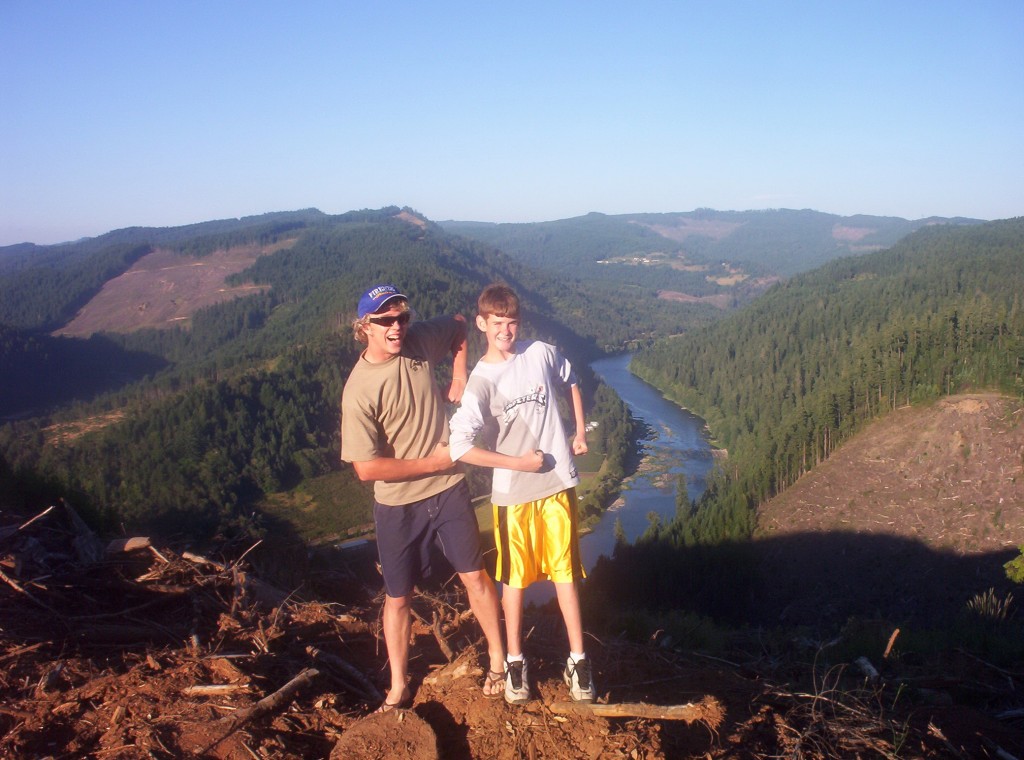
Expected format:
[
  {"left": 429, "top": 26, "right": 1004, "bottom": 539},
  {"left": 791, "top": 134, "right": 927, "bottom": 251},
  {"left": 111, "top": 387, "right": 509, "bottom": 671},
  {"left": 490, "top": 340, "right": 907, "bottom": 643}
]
[
  {"left": 233, "top": 567, "right": 290, "bottom": 609},
  {"left": 183, "top": 684, "right": 249, "bottom": 697},
  {"left": 548, "top": 695, "right": 724, "bottom": 726},
  {"left": 0, "top": 505, "right": 55, "bottom": 542},
  {"left": 0, "top": 565, "right": 66, "bottom": 620},
  {"left": 182, "top": 550, "right": 290, "bottom": 608},
  {"left": 182, "top": 550, "right": 228, "bottom": 570},
  {"left": 955, "top": 648, "right": 1024, "bottom": 682},
  {"left": 0, "top": 704, "right": 35, "bottom": 720},
  {"left": 431, "top": 610, "right": 454, "bottom": 662},
  {"left": 422, "top": 655, "right": 481, "bottom": 687},
  {"left": 410, "top": 605, "right": 454, "bottom": 662},
  {"left": 0, "top": 641, "right": 47, "bottom": 665},
  {"left": 982, "top": 737, "right": 1021, "bottom": 760},
  {"left": 928, "top": 722, "right": 971, "bottom": 760},
  {"left": 202, "top": 667, "right": 320, "bottom": 753},
  {"left": 306, "top": 645, "right": 383, "bottom": 702}
]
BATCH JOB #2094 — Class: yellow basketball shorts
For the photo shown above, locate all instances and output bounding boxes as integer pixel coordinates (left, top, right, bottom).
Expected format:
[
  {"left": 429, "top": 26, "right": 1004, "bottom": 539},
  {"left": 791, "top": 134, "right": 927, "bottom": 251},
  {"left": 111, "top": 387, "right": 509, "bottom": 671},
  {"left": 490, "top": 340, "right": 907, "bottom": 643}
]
[{"left": 493, "top": 488, "right": 586, "bottom": 588}]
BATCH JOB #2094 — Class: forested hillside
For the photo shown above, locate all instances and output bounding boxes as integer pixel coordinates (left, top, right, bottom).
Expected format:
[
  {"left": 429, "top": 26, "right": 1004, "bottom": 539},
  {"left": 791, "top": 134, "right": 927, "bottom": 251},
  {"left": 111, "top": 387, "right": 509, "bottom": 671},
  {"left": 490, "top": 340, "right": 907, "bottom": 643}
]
[
  {"left": 0, "top": 209, "right": 705, "bottom": 419},
  {"left": 0, "top": 207, "right": 649, "bottom": 544},
  {"left": 630, "top": 217, "right": 1024, "bottom": 547}
]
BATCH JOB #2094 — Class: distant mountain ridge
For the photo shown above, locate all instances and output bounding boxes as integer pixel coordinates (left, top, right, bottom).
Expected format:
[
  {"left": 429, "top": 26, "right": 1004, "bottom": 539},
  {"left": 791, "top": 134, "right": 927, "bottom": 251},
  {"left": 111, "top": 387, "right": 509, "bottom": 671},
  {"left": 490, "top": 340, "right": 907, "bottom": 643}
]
[
  {"left": 2, "top": 207, "right": 980, "bottom": 327},
  {"left": 0, "top": 209, "right": 328, "bottom": 269}
]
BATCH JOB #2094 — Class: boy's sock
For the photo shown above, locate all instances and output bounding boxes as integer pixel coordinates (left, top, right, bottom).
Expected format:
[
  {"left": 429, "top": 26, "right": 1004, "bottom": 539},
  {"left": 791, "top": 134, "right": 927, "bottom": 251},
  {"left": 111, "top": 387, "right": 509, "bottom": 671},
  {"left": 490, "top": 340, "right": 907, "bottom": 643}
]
[
  {"left": 507, "top": 652, "right": 524, "bottom": 663},
  {"left": 569, "top": 652, "right": 585, "bottom": 663}
]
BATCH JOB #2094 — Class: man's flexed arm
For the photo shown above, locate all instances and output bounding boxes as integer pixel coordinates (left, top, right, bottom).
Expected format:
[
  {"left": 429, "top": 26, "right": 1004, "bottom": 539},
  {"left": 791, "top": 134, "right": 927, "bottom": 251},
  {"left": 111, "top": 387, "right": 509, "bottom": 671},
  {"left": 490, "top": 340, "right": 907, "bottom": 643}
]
[{"left": 446, "top": 314, "right": 468, "bottom": 404}]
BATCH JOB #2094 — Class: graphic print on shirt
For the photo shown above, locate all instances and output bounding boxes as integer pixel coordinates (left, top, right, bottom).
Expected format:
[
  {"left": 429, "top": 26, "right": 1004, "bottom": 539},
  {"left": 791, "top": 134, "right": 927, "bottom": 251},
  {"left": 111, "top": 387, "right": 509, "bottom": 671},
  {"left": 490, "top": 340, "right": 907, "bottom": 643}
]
[{"left": 502, "top": 385, "right": 546, "bottom": 424}]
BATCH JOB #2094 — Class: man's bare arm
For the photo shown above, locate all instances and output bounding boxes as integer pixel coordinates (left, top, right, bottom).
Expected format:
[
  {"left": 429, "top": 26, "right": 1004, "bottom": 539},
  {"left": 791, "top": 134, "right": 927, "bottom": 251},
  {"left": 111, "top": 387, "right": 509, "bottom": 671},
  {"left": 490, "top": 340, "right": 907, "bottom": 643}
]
[{"left": 351, "top": 442, "right": 457, "bottom": 482}]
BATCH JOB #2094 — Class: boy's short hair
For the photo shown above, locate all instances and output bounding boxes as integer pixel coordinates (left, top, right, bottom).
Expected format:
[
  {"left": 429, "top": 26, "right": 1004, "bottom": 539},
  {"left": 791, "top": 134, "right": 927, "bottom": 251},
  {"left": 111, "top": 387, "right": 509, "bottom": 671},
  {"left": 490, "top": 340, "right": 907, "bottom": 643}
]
[
  {"left": 478, "top": 284, "right": 520, "bottom": 319},
  {"left": 351, "top": 298, "right": 409, "bottom": 344}
]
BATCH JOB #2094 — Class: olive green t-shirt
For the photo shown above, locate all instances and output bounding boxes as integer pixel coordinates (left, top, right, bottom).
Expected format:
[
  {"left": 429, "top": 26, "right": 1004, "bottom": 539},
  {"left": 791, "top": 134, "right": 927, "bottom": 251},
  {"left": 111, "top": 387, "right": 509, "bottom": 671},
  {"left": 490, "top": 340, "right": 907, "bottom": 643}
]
[{"left": 340, "top": 316, "right": 464, "bottom": 506}]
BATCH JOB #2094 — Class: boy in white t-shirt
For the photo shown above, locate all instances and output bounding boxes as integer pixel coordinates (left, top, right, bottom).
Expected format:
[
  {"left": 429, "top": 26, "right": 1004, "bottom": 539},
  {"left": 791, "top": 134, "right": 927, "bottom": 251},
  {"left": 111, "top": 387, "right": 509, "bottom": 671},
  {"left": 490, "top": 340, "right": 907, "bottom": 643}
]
[{"left": 448, "top": 284, "right": 595, "bottom": 704}]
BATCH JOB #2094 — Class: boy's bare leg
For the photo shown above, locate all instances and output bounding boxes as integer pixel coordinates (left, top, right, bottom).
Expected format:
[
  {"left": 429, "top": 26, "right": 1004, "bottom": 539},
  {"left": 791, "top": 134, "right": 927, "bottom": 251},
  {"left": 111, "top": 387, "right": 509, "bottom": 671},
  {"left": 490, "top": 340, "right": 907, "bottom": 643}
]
[
  {"left": 382, "top": 594, "right": 412, "bottom": 702},
  {"left": 502, "top": 584, "right": 525, "bottom": 655},
  {"left": 459, "top": 569, "right": 506, "bottom": 674},
  {"left": 554, "top": 581, "right": 585, "bottom": 654}
]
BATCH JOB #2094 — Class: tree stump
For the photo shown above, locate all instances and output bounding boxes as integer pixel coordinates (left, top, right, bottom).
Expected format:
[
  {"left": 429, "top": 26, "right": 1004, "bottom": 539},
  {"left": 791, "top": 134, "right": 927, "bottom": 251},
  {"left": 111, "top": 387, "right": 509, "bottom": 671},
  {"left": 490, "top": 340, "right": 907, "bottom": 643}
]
[{"left": 330, "top": 708, "right": 438, "bottom": 760}]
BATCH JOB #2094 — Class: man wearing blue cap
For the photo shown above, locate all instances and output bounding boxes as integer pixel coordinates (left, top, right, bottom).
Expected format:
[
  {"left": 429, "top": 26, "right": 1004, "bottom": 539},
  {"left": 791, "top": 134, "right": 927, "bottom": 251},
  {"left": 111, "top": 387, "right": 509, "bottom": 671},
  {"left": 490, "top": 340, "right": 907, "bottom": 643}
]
[{"left": 341, "top": 284, "right": 508, "bottom": 710}]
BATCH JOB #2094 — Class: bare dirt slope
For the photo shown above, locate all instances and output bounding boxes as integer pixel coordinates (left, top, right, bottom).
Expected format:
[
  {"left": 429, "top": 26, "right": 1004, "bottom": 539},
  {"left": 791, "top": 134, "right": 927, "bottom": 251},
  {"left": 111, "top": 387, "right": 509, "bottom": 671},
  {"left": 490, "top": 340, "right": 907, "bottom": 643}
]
[
  {"left": 757, "top": 394, "right": 1024, "bottom": 553},
  {"left": 55, "top": 240, "right": 295, "bottom": 337},
  {"left": 752, "top": 393, "right": 1024, "bottom": 628}
]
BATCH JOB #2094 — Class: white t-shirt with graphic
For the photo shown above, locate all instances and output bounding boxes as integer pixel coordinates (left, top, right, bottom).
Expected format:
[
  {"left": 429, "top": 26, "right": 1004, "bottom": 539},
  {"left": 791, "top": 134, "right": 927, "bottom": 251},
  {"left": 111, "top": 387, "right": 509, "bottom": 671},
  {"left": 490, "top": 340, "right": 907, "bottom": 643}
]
[{"left": 449, "top": 340, "right": 579, "bottom": 506}]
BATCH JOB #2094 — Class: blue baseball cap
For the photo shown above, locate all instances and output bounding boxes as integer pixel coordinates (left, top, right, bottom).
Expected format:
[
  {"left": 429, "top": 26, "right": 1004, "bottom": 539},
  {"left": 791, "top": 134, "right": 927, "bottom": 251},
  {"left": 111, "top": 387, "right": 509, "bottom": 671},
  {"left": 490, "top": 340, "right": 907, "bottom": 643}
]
[{"left": 357, "top": 284, "right": 408, "bottom": 318}]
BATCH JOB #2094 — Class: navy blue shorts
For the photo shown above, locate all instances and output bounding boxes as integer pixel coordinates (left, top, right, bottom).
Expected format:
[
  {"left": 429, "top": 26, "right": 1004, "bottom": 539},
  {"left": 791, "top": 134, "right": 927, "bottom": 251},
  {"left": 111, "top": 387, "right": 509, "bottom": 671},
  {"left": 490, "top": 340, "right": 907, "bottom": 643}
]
[{"left": 373, "top": 480, "right": 484, "bottom": 598}]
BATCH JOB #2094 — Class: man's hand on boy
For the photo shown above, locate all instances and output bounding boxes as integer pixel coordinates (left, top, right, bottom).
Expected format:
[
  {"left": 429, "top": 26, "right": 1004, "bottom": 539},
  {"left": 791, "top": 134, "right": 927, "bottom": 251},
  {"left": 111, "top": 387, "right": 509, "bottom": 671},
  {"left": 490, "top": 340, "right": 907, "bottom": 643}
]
[
  {"left": 447, "top": 314, "right": 468, "bottom": 404},
  {"left": 572, "top": 435, "right": 589, "bottom": 456}
]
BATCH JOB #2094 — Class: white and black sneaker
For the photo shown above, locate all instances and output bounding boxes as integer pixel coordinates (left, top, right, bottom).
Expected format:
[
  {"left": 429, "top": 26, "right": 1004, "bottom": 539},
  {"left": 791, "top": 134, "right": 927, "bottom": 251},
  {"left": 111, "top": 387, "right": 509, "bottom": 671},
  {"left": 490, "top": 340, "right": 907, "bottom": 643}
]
[
  {"left": 564, "top": 656, "right": 595, "bottom": 703},
  {"left": 504, "top": 657, "right": 530, "bottom": 705}
]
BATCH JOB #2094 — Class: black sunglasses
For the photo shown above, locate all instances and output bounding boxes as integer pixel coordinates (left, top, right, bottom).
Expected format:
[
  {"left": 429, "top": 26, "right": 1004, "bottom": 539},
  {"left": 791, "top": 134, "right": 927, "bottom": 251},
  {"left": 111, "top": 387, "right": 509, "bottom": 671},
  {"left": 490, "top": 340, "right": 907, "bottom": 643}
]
[{"left": 368, "top": 312, "right": 411, "bottom": 327}]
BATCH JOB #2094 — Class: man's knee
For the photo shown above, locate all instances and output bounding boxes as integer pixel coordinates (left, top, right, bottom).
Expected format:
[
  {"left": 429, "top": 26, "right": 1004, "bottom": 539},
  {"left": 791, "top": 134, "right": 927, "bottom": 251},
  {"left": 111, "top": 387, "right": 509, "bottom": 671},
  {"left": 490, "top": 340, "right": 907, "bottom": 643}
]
[
  {"left": 385, "top": 594, "right": 412, "bottom": 613},
  {"left": 459, "top": 569, "right": 493, "bottom": 594}
]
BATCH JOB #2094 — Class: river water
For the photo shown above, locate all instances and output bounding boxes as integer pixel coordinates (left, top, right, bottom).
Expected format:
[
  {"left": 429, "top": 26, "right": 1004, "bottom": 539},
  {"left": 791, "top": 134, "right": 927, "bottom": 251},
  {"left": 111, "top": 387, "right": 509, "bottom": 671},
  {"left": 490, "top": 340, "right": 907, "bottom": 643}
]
[
  {"left": 526, "top": 353, "right": 714, "bottom": 603},
  {"left": 580, "top": 353, "right": 714, "bottom": 567}
]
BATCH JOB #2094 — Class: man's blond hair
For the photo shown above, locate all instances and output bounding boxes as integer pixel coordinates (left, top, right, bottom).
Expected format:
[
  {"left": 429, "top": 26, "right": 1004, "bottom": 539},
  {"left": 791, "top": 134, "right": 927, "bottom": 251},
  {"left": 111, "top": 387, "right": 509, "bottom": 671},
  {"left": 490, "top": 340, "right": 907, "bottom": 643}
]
[{"left": 351, "top": 298, "right": 409, "bottom": 344}]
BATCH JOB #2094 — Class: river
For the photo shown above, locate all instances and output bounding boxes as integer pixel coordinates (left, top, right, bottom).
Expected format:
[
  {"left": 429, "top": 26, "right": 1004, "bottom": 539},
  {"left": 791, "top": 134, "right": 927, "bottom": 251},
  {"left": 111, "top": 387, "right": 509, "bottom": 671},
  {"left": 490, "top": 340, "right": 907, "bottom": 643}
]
[{"left": 526, "top": 352, "right": 714, "bottom": 604}]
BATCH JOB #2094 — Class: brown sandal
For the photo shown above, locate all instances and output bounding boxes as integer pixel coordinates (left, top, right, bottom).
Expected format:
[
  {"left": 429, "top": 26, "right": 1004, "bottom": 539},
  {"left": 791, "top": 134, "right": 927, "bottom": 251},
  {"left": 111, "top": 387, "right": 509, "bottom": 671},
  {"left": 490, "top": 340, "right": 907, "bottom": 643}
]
[
  {"left": 482, "top": 669, "right": 505, "bottom": 698},
  {"left": 374, "top": 689, "right": 413, "bottom": 713}
]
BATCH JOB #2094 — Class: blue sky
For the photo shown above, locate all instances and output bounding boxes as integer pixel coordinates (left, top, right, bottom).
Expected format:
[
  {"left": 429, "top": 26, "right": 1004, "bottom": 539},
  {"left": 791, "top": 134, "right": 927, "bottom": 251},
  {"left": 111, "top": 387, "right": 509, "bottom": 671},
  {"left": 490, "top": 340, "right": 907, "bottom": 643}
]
[{"left": 2, "top": 1, "right": 1022, "bottom": 246}]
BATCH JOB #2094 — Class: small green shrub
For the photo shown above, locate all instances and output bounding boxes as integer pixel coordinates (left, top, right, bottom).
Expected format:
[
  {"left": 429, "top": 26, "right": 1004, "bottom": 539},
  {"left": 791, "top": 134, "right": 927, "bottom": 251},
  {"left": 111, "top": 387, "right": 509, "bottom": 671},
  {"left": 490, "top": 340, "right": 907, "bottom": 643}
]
[{"left": 1006, "top": 546, "right": 1024, "bottom": 584}]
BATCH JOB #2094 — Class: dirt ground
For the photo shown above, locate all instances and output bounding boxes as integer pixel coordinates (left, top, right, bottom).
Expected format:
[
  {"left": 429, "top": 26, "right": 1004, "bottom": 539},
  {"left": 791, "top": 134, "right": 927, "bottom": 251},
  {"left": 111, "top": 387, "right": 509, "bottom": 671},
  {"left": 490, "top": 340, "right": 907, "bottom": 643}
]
[
  {"left": 2, "top": 393, "right": 1024, "bottom": 758},
  {"left": 0, "top": 529, "right": 732, "bottom": 759},
  {"left": 2, "top": 538, "right": 1020, "bottom": 760}
]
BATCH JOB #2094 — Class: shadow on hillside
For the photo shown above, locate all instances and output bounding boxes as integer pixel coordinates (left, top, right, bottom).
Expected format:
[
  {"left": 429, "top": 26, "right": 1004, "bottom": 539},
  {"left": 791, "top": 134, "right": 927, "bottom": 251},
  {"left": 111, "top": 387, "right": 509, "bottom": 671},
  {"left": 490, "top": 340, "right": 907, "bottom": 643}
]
[
  {"left": 750, "top": 531, "right": 1019, "bottom": 628},
  {"left": 588, "top": 530, "right": 1020, "bottom": 631},
  {"left": 1, "top": 333, "right": 167, "bottom": 420}
]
